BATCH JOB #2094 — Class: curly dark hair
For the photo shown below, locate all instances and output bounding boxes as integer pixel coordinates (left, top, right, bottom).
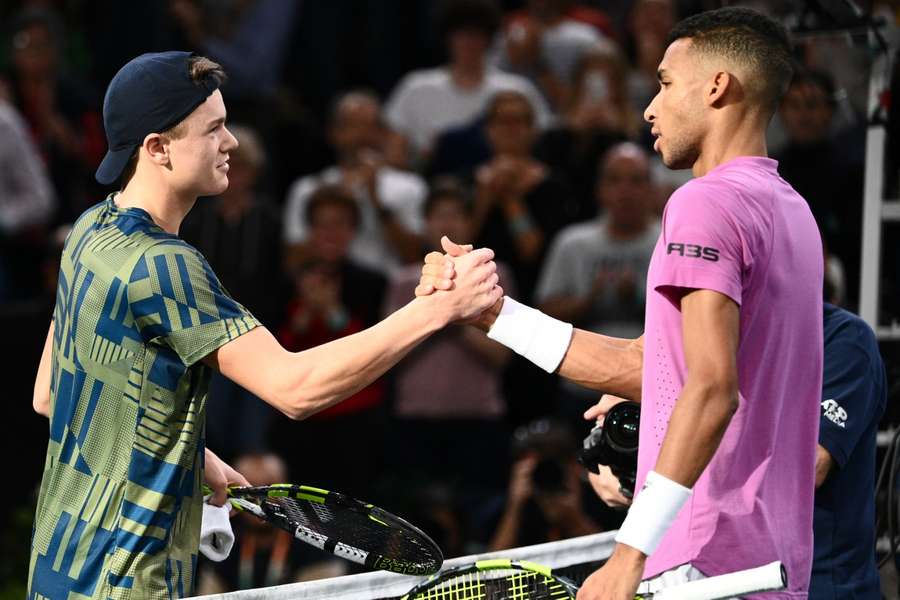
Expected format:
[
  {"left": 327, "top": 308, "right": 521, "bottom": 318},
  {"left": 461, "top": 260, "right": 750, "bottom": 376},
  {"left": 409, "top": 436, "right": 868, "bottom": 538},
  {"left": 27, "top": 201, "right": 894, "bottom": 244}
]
[{"left": 436, "top": 0, "right": 501, "bottom": 39}]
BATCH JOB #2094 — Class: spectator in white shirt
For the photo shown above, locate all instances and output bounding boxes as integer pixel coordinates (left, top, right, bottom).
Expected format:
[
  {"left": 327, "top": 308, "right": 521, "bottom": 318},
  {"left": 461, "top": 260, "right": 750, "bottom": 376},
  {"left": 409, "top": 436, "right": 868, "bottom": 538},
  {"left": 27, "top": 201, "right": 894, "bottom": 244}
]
[
  {"left": 283, "top": 90, "right": 426, "bottom": 275},
  {"left": 384, "top": 0, "right": 552, "bottom": 167}
]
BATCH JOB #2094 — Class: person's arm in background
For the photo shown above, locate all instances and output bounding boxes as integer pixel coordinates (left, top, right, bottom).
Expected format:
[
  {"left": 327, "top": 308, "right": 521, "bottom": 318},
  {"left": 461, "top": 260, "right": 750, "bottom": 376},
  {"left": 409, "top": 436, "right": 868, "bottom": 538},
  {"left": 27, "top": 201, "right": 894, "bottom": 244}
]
[
  {"left": 33, "top": 321, "right": 54, "bottom": 417},
  {"left": 362, "top": 156, "right": 425, "bottom": 264},
  {"left": 815, "top": 445, "right": 834, "bottom": 488},
  {"left": 816, "top": 310, "right": 887, "bottom": 488},
  {"left": 488, "top": 455, "right": 538, "bottom": 551}
]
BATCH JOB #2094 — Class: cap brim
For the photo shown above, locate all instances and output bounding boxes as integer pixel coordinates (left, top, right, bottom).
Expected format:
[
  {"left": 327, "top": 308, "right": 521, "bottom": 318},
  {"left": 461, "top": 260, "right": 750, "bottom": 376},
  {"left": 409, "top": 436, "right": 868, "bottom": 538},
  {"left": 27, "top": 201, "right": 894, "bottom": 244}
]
[{"left": 95, "top": 145, "right": 138, "bottom": 186}]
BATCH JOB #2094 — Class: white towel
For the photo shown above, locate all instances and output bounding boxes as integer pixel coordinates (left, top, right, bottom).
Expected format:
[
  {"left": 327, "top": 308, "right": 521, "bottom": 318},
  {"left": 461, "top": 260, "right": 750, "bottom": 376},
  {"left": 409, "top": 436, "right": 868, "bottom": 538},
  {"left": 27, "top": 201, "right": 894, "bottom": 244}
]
[{"left": 199, "top": 500, "right": 234, "bottom": 562}]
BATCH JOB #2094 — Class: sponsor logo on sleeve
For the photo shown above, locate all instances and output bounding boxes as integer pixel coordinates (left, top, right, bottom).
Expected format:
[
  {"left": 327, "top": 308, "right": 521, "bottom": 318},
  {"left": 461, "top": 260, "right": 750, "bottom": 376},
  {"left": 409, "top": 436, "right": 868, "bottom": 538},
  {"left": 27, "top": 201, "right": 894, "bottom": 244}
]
[
  {"left": 821, "top": 399, "right": 847, "bottom": 428},
  {"left": 666, "top": 243, "right": 720, "bottom": 262}
]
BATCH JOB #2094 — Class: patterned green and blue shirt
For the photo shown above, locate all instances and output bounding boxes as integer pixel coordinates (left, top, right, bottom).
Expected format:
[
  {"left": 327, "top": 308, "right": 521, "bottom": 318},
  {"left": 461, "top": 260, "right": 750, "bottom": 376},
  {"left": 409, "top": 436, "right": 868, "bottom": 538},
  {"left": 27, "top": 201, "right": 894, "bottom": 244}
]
[{"left": 29, "top": 195, "right": 258, "bottom": 599}]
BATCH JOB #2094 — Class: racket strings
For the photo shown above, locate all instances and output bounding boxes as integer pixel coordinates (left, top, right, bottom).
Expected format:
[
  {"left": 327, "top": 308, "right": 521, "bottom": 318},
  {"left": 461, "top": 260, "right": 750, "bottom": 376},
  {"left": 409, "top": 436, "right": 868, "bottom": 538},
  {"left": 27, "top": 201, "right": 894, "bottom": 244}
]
[
  {"left": 259, "top": 495, "right": 441, "bottom": 571},
  {"left": 419, "top": 569, "right": 575, "bottom": 600}
]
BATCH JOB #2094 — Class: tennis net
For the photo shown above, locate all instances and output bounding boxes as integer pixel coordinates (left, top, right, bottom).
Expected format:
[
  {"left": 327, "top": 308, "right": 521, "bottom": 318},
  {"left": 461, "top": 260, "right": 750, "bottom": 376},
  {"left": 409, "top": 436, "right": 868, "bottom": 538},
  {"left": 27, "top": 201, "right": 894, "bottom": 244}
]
[{"left": 190, "top": 531, "right": 616, "bottom": 599}]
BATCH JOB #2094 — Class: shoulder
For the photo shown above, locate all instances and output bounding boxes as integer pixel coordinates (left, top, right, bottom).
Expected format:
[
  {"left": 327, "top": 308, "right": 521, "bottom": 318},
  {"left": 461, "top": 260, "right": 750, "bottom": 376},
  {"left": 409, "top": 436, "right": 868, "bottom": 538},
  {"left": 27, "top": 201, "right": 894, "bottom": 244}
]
[
  {"left": 64, "top": 199, "right": 116, "bottom": 249},
  {"left": 667, "top": 176, "right": 738, "bottom": 211},
  {"left": 486, "top": 70, "right": 542, "bottom": 98},
  {"left": 824, "top": 304, "right": 879, "bottom": 354},
  {"left": 132, "top": 239, "right": 212, "bottom": 282},
  {"left": 553, "top": 19, "right": 601, "bottom": 42},
  {"left": 0, "top": 101, "right": 26, "bottom": 134},
  {"left": 285, "top": 172, "right": 324, "bottom": 202},
  {"left": 391, "top": 69, "right": 448, "bottom": 95},
  {"left": 380, "top": 168, "right": 427, "bottom": 198},
  {"left": 553, "top": 220, "right": 603, "bottom": 250},
  {"left": 140, "top": 237, "right": 207, "bottom": 262},
  {"left": 663, "top": 177, "right": 743, "bottom": 232}
]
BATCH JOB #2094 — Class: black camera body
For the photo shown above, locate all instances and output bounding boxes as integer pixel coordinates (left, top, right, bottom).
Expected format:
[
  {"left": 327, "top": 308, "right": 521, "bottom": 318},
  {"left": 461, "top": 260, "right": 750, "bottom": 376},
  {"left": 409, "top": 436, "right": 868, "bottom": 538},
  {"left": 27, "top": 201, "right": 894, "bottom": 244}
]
[{"left": 577, "top": 401, "right": 640, "bottom": 496}]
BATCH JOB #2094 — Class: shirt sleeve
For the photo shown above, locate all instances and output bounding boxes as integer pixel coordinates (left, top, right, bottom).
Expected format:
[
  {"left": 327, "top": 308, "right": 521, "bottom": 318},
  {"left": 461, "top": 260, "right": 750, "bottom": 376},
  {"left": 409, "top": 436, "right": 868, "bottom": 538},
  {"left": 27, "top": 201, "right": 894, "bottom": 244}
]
[
  {"left": 818, "top": 321, "right": 885, "bottom": 469},
  {"left": 386, "top": 174, "right": 427, "bottom": 234},
  {"left": 283, "top": 176, "right": 316, "bottom": 244},
  {"left": 384, "top": 75, "right": 413, "bottom": 136},
  {"left": 127, "top": 241, "right": 260, "bottom": 366},
  {"left": 653, "top": 182, "right": 745, "bottom": 306}
]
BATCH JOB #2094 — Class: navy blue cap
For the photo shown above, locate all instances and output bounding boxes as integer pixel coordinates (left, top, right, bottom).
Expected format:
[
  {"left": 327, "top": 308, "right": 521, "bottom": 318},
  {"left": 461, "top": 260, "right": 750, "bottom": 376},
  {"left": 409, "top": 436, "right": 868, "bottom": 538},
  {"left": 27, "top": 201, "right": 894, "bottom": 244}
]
[{"left": 96, "top": 51, "right": 222, "bottom": 185}]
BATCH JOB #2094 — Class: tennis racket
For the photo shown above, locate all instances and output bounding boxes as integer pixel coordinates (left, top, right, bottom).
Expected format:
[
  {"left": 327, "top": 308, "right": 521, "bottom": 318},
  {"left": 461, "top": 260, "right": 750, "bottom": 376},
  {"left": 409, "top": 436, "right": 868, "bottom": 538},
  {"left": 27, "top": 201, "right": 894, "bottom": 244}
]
[
  {"left": 208, "top": 483, "right": 443, "bottom": 575},
  {"left": 401, "top": 559, "right": 579, "bottom": 600},
  {"left": 637, "top": 561, "right": 787, "bottom": 599}
]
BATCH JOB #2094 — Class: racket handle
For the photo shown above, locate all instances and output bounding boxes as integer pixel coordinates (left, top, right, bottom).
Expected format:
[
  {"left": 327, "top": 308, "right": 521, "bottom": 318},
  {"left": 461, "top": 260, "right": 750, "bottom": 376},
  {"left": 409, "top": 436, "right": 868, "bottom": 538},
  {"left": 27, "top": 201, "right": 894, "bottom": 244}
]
[{"left": 652, "top": 561, "right": 786, "bottom": 600}]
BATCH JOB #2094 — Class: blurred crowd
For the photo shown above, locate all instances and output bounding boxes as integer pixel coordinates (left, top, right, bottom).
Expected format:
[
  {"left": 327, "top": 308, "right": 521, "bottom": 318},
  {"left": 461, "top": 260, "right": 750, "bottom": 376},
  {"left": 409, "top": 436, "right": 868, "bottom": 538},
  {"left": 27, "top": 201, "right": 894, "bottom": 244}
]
[{"left": 1, "top": 0, "right": 895, "bottom": 593}]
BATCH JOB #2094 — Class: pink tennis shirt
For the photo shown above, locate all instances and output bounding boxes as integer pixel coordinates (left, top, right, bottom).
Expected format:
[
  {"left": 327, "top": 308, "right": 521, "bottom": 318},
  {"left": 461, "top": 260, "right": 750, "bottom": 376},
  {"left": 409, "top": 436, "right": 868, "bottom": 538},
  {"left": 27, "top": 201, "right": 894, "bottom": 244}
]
[{"left": 637, "top": 156, "right": 823, "bottom": 598}]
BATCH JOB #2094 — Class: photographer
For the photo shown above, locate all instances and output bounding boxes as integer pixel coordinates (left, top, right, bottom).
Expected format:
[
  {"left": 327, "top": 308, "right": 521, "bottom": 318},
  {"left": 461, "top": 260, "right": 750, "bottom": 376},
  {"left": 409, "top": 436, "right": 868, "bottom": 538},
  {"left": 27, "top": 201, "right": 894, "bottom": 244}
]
[{"left": 488, "top": 418, "right": 611, "bottom": 551}]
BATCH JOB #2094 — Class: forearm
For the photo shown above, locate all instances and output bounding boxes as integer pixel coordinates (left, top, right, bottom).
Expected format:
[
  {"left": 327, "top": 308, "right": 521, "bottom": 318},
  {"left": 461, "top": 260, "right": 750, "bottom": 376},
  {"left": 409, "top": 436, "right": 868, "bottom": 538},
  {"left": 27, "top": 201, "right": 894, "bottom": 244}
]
[
  {"left": 815, "top": 444, "right": 833, "bottom": 488},
  {"left": 557, "top": 330, "right": 644, "bottom": 400},
  {"left": 653, "top": 376, "right": 738, "bottom": 487},
  {"left": 474, "top": 298, "right": 642, "bottom": 396},
  {"left": 488, "top": 503, "right": 526, "bottom": 551},
  {"left": 33, "top": 321, "right": 53, "bottom": 417},
  {"left": 277, "top": 296, "right": 446, "bottom": 418}
]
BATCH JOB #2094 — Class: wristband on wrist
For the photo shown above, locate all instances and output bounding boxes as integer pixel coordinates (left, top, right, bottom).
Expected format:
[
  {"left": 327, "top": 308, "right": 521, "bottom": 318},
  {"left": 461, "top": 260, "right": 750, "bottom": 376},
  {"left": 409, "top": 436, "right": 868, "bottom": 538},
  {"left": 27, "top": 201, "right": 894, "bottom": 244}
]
[
  {"left": 486, "top": 297, "right": 573, "bottom": 373},
  {"left": 615, "top": 470, "right": 692, "bottom": 556}
]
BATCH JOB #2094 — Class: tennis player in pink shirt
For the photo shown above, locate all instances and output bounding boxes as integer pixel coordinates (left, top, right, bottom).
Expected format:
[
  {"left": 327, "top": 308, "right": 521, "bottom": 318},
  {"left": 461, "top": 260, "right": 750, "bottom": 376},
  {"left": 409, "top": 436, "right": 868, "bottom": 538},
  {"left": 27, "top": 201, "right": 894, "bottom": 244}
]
[{"left": 416, "top": 6, "right": 822, "bottom": 600}]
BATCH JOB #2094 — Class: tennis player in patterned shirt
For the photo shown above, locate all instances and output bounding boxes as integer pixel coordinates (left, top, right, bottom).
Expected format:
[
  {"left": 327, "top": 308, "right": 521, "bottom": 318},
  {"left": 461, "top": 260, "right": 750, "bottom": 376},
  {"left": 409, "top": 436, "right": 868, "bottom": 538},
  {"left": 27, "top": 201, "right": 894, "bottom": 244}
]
[{"left": 28, "top": 52, "right": 501, "bottom": 599}]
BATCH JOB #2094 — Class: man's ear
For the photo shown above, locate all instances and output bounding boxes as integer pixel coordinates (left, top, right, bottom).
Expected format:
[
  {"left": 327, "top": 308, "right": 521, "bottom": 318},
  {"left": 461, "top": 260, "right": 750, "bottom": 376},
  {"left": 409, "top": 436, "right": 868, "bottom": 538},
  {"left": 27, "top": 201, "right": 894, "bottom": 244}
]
[
  {"left": 143, "top": 132, "right": 170, "bottom": 166},
  {"left": 705, "top": 71, "right": 733, "bottom": 107}
]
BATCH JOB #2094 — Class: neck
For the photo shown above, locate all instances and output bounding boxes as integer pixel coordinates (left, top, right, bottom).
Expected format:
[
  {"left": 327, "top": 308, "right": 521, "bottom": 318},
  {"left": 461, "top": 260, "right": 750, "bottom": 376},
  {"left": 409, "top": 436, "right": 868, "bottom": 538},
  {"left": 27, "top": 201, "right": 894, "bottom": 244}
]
[
  {"left": 116, "top": 173, "right": 196, "bottom": 235},
  {"left": 691, "top": 111, "right": 769, "bottom": 178},
  {"left": 450, "top": 60, "right": 484, "bottom": 88}
]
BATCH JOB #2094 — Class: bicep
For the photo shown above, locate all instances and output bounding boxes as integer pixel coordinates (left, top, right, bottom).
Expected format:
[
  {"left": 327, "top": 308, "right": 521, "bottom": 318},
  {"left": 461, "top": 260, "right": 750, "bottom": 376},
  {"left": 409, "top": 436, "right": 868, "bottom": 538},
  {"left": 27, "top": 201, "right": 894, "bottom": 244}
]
[
  {"left": 203, "top": 327, "right": 296, "bottom": 416},
  {"left": 681, "top": 289, "right": 739, "bottom": 389}
]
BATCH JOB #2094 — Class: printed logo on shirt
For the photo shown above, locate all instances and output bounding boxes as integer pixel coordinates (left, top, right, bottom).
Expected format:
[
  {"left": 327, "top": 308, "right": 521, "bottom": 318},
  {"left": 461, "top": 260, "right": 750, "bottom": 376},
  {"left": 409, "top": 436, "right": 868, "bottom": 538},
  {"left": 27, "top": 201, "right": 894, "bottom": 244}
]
[
  {"left": 666, "top": 243, "right": 720, "bottom": 262},
  {"left": 821, "top": 399, "right": 847, "bottom": 428}
]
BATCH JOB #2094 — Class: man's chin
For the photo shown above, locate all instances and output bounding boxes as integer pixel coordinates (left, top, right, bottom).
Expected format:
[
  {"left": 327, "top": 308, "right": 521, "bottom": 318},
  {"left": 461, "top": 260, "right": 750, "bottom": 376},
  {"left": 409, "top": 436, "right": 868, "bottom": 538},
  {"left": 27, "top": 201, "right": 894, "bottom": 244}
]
[
  {"left": 661, "top": 153, "right": 693, "bottom": 171},
  {"left": 205, "top": 176, "right": 230, "bottom": 196}
]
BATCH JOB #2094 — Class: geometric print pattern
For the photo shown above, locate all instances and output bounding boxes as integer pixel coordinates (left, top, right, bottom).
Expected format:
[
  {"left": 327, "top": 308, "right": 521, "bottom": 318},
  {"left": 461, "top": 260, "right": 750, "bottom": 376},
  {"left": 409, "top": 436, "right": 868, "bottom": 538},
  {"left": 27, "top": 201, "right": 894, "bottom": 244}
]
[{"left": 29, "top": 196, "right": 258, "bottom": 599}]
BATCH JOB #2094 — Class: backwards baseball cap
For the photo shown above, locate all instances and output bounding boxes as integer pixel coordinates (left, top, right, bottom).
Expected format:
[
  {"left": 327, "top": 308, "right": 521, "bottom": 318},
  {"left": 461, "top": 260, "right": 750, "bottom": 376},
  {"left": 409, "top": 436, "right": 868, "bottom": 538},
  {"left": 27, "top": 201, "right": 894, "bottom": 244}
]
[{"left": 96, "top": 51, "right": 223, "bottom": 185}]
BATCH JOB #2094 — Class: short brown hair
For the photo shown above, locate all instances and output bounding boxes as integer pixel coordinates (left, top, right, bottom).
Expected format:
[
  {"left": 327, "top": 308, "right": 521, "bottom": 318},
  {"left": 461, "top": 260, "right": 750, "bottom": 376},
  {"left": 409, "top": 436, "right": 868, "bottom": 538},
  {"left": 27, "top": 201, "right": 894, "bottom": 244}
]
[
  {"left": 305, "top": 184, "right": 360, "bottom": 228},
  {"left": 119, "top": 56, "right": 227, "bottom": 188}
]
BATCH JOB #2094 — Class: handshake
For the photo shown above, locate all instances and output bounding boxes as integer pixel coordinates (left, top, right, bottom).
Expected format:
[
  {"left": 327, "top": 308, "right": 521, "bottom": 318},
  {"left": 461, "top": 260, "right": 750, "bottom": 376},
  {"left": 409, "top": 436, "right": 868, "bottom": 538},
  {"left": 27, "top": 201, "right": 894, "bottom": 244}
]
[{"left": 414, "top": 236, "right": 505, "bottom": 330}]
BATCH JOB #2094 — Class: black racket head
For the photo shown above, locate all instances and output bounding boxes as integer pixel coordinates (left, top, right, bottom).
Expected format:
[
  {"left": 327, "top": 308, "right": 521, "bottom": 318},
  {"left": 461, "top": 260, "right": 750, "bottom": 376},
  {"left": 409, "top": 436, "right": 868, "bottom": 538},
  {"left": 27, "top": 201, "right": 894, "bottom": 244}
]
[
  {"left": 401, "top": 559, "right": 579, "bottom": 600},
  {"left": 228, "top": 484, "right": 444, "bottom": 575}
]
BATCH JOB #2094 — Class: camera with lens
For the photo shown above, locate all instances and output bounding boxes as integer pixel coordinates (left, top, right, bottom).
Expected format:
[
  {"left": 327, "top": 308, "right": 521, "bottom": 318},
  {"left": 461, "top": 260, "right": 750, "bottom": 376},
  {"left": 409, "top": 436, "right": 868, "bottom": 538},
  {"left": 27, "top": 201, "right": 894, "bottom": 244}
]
[{"left": 577, "top": 401, "right": 640, "bottom": 497}]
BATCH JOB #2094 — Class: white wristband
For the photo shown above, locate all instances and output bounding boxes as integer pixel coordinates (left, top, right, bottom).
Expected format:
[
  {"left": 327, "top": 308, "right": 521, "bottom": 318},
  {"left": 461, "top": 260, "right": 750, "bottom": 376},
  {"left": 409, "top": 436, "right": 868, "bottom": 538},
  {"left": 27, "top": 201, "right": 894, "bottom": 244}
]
[
  {"left": 615, "top": 471, "right": 692, "bottom": 556},
  {"left": 486, "top": 297, "right": 573, "bottom": 373}
]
